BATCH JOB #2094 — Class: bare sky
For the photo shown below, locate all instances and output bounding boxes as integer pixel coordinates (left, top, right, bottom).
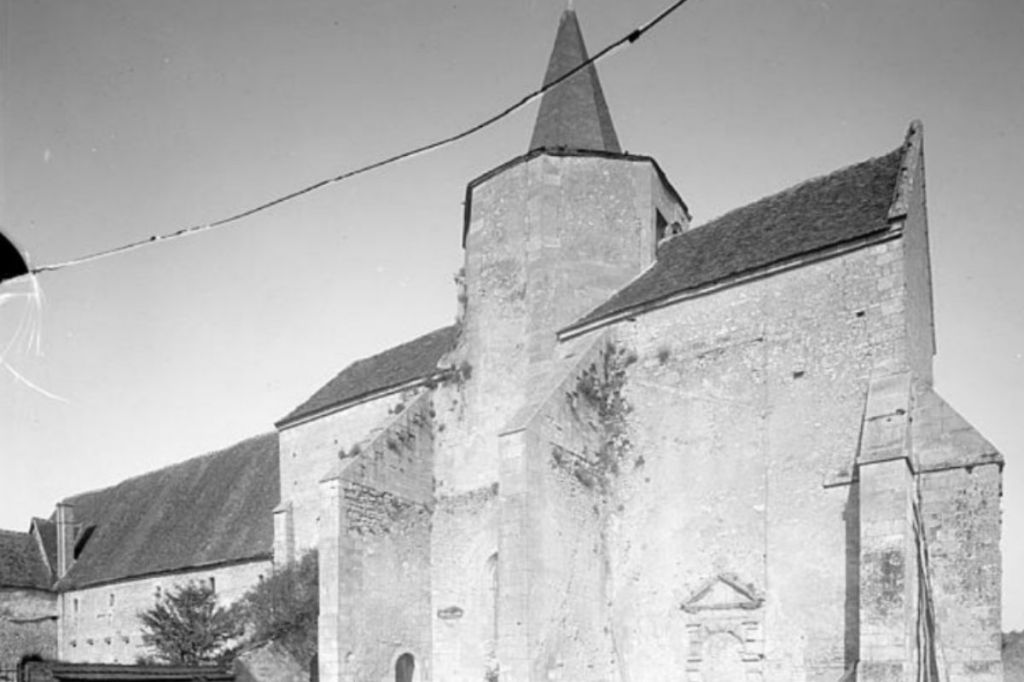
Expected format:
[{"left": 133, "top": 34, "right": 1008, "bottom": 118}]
[{"left": 1, "top": 0, "right": 1021, "bottom": 629}]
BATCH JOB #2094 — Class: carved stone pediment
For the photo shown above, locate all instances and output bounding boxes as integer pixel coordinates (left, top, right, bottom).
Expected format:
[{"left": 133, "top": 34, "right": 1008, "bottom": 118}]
[{"left": 680, "top": 573, "right": 764, "bottom": 613}]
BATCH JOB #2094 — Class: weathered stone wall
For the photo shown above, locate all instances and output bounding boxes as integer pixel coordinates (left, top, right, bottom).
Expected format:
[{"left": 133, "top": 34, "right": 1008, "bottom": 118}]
[
  {"left": 428, "top": 342, "right": 504, "bottom": 682},
  {"left": 919, "top": 465, "right": 1003, "bottom": 681},
  {"left": 497, "top": 336, "right": 622, "bottom": 682},
  {"left": 457, "top": 154, "right": 686, "bottom": 494},
  {"left": 278, "top": 389, "right": 415, "bottom": 562},
  {"left": 427, "top": 152, "right": 684, "bottom": 682},
  {"left": 430, "top": 484, "right": 499, "bottom": 681},
  {"left": 0, "top": 588, "right": 56, "bottom": 670},
  {"left": 318, "top": 394, "right": 433, "bottom": 682},
  {"left": 603, "top": 240, "right": 907, "bottom": 681},
  {"left": 57, "top": 559, "right": 270, "bottom": 664}
]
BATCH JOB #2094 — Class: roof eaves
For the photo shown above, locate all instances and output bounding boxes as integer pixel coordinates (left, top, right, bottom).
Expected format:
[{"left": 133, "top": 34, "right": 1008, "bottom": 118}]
[
  {"left": 462, "top": 149, "right": 689, "bottom": 246},
  {"left": 275, "top": 371, "right": 447, "bottom": 430},
  {"left": 58, "top": 552, "right": 273, "bottom": 593},
  {"left": 558, "top": 226, "right": 904, "bottom": 341}
]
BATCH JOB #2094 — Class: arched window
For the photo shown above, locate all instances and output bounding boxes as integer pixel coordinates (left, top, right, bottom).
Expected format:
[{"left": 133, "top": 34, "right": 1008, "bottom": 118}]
[{"left": 395, "top": 652, "right": 415, "bottom": 682}]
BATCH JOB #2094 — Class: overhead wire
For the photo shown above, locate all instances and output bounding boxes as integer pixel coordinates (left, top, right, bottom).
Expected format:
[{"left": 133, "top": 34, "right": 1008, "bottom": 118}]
[{"left": 25, "top": 0, "right": 692, "bottom": 277}]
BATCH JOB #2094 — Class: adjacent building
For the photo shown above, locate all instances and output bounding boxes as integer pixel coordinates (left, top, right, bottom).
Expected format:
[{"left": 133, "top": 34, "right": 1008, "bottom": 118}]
[{"left": 1, "top": 434, "right": 278, "bottom": 667}]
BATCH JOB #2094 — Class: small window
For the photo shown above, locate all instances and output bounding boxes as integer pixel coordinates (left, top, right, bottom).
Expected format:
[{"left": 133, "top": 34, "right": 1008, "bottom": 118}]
[
  {"left": 209, "top": 577, "right": 216, "bottom": 592},
  {"left": 109, "top": 593, "right": 115, "bottom": 607},
  {"left": 155, "top": 586, "right": 161, "bottom": 600},
  {"left": 73, "top": 598, "right": 79, "bottom": 614},
  {"left": 655, "top": 210, "right": 668, "bottom": 242}
]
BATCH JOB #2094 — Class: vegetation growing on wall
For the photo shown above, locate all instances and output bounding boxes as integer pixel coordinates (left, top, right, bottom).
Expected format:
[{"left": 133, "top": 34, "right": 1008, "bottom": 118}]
[
  {"left": 447, "top": 360, "right": 473, "bottom": 386},
  {"left": 556, "top": 342, "right": 639, "bottom": 490}
]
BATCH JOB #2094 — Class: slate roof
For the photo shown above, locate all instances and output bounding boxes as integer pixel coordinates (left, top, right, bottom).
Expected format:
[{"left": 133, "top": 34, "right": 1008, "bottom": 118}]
[
  {"left": 59, "top": 433, "right": 278, "bottom": 590},
  {"left": 0, "top": 528, "right": 52, "bottom": 590},
  {"left": 567, "top": 145, "right": 905, "bottom": 331},
  {"left": 278, "top": 325, "right": 458, "bottom": 426},
  {"left": 529, "top": 9, "right": 620, "bottom": 153}
]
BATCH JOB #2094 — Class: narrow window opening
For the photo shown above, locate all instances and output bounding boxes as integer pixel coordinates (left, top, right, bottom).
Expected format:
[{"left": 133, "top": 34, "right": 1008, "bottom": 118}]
[
  {"left": 209, "top": 577, "right": 216, "bottom": 592},
  {"left": 109, "top": 593, "right": 115, "bottom": 607},
  {"left": 655, "top": 210, "right": 668, "bottom": 242},
  {"left": 395, "top": 653, "right": 415, "bottom": 682},
  {"left": 486, "top": 552, "right": 499, "bottom": 676}
]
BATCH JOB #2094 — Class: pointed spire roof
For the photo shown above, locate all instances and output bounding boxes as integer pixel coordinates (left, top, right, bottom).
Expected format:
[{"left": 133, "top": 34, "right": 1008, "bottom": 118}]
[{"left": 529, "top": 10, "right": 621, "bottom": 153}]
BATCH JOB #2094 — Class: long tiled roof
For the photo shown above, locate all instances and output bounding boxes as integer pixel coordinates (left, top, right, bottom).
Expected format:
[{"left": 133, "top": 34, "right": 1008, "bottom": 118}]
[
  {"left": 567, "top": 145, "right": 905, "bottom": 331},
  {"left": 278, "top": 325, "right": 458, "bottom": 426},
  {"left": 0, "top": 528, "right": 52, "bottom": 590},
  {"left": 60, "top": 433, "right": 278, "bottom": 590}
]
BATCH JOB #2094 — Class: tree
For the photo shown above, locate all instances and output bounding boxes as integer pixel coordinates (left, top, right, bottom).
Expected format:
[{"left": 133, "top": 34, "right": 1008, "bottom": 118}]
[
  {"left": 137, "top": 580, "right": 241, "bottom": 665},
  {"left": 237, "top": 550, "right": 318, "bottom": 667}
]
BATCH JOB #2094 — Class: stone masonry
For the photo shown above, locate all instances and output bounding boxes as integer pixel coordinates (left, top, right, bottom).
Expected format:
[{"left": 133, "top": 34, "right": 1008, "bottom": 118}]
[{"left": 271, "top": 9, "right": 1004, "bottom": 682}]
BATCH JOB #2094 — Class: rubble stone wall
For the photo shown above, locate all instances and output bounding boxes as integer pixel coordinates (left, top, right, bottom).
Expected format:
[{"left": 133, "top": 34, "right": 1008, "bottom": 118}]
[
  {"left": 607, "top": 242, "right": 903, "bottom": 681},
  {"left": 0, "top": 587, "right": 56, "bottom": 670},
  {"left": 278, "top": 389, "right": 416, "bottom": 562},
  {"left": 57, "top": 559, "right": 269, "bottom": 664},
  {"left": 318, "top": 395, "right": 434, "bottom": 682}
]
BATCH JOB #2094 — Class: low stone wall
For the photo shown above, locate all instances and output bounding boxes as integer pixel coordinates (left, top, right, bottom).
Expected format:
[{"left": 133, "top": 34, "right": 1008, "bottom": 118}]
[{"left": 0, "top": 587, "right": 57, "bottom": 671}]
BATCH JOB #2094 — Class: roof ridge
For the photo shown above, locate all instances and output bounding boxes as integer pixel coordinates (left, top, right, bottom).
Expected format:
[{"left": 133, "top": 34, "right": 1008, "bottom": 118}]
[
  {"left": 62, "top": 431, "right": 277, "bottom": 505},
  {"left": 344, "top": 324, "right": 456, "bottom": 367},
  {"left": 278, "top": 324, "right": 459, "bottom": 426},
  {"left": 57, "top": 432, "right": 278, "bottom": 588},
  {"left": 693, "top": 146, "right": 904, "bottom": 233},
  {"left": 560, "top": 127, "right": 910, "bottom": 336},
  {"left": 0, "top": 528, "right": 31, "bottom": 537}
]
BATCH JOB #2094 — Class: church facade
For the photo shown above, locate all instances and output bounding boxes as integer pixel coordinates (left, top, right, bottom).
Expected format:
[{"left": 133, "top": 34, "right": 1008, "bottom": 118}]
[
  {"left": 274, "top": 10, "right": 1004, "bottom": 682},
  {"left": 0, "top": 9, "right": 1004, "bottom": 682}
]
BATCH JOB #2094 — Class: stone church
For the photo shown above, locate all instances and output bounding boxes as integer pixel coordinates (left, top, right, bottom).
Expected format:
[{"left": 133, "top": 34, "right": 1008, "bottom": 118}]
[
  {"left": 273, "top": 9, "right": 1004, "bottom": 682},
  {"left": 0, "top": 8, "right": 1004, "bottom": 682}
]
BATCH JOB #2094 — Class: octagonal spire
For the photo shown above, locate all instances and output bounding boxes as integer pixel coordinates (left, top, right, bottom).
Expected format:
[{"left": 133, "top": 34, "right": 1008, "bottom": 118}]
[{"left": 529, "top": 10, "right": 622, "bottom": 153}]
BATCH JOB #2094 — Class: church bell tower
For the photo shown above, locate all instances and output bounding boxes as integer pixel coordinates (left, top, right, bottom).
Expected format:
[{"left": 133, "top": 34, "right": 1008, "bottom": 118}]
[
  {"left": 448, "top": 8, "right": 690, "bottom": 490},
  {"left": 430, "top": 10, "right": 690, "bottom": 681}
]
